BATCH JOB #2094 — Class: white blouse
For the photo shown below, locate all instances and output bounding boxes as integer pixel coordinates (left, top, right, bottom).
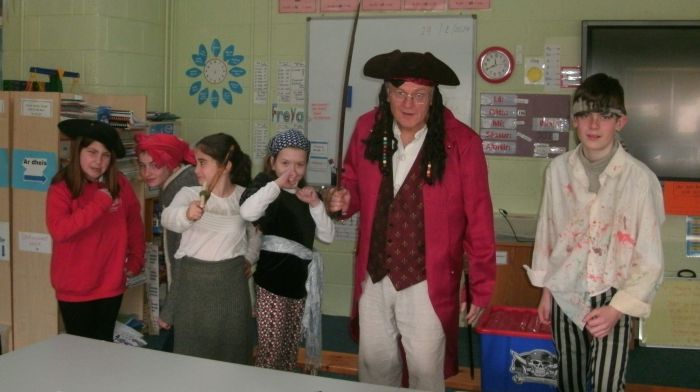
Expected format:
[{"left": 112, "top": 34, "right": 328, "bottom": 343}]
[{"left": 161, "top": 185, "right": 261, "bottom": 263}]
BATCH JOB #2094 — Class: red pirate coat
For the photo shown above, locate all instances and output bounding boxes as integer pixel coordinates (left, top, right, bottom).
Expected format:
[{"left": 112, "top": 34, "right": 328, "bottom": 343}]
[{"left": 341, "top": 107, "right": 497, "bottom": 378}]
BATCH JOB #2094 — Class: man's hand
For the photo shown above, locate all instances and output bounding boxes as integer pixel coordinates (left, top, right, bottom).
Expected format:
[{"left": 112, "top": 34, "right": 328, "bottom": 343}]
[
  {"left": 461, "top": 303, "right": 485, "bottom": 327},
  {"left": 326, "top": 187, "right": 350, "bottom": 214}
]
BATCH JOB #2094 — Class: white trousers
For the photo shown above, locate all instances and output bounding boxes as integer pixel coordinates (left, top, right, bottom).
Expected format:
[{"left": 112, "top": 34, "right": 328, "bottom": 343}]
[{"left": 358, "top": 276, "right": 446, "bottom": 392}]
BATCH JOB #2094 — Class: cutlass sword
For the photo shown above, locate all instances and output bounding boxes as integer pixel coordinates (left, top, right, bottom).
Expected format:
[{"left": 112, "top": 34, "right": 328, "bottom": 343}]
[
  {"left": 324, "top": 0, "right": 361, "bottom": 217},
  {"left": 334, "top": 0, "right": 361, "bottom": 185}
]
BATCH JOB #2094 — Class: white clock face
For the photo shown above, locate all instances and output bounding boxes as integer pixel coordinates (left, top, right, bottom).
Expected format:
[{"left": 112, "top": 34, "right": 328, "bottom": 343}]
[
  {"left": 478, "top": 47, "right": 514, "bottom": 83},
  {"left": 480, "top": 51, "right": 512, "bottom": 79},
  {"left": 203, "top": 58, "right": 227, "bottom": 84}
]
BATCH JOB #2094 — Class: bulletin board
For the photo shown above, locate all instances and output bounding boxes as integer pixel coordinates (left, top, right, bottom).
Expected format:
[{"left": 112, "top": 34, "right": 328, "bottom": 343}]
[
  {"left": 480, "top": 93, "right": 570, "bottom": 158},
  {"left": 640, "top": 277, "right": 700, "bottom": 349},
  {"left": 306, "top": 15, "right": 476, "bottom": 185}
]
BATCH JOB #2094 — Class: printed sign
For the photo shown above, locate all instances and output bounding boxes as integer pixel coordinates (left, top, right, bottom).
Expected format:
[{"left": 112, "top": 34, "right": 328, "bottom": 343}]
[{"left": 11, "top": 149, "right": 58, "bottom": 192}]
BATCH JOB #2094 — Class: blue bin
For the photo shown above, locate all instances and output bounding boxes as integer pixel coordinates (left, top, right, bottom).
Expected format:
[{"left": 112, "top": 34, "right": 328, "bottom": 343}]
[{"left": 476, "top": 306, "right": 558, "bottom": 392}]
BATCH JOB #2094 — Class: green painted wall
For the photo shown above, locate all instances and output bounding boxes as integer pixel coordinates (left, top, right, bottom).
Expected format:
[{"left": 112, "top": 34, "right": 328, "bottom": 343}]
[
  {"left": 2, "top": 0, "right": 168, "bottom": 108},
  {"left": 3, "top": 0, "right": 698, "bottom": 317}
]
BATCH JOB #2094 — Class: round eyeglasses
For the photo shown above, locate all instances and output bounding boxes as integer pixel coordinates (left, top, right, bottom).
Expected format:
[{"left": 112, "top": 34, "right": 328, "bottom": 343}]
[{"left": 389, "top": 89, "right": 431, "bottom": 105}]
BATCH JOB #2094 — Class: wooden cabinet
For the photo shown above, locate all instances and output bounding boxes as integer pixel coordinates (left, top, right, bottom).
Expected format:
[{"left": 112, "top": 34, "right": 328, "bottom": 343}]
[
  {"left": 490, "top": 241, "right": 541, "bottom": 308},
  {"left": 0, "top": 92, "right": 12, "bottom": 352},
  {"left": 9, "top": 92, "right": 148, "bottom": 349}
]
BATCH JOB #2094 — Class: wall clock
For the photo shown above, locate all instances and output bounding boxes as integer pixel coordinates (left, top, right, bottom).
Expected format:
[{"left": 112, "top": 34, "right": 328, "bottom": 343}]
[{"left": 477, "top": 46, "right": 515, "bottom": 84}]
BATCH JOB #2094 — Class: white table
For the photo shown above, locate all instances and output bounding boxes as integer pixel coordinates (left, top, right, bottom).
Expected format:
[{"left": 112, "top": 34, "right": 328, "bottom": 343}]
[{"left": 0, "top": 334, "right": 422, "bottom": 392}]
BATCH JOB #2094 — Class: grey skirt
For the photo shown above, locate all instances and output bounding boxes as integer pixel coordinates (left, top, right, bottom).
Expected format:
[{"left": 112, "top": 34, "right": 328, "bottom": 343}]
[{"left": 161, "top": 255, "right": 252, "bottom": 364}]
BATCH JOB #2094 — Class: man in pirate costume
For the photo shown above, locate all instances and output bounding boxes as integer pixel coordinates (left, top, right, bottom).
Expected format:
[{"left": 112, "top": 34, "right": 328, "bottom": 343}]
[{"left": 332, "top": 50, "right": 497, "bottom": 391}]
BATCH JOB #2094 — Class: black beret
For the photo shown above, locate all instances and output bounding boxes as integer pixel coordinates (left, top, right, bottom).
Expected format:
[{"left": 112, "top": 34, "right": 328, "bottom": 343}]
[
  {"left": 363, "top": 50, "right": 460, "bottom": 86},
  {"left": 58, "top": 119, "right": 126, "bottom": 158}
]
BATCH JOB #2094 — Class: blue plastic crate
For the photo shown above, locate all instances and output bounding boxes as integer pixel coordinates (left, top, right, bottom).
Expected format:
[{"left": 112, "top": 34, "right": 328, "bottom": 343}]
[{"left": 476, "top": 306, "right": 558, "bottom": 392}]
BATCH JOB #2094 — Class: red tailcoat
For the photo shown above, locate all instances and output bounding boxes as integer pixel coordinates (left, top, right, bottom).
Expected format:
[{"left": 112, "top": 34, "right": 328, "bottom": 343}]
[{"left": 341, "top": 108, "right": 497, "bottom": 378}]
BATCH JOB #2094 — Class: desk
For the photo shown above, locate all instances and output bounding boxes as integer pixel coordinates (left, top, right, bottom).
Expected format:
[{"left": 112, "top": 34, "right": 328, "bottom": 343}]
[{"left": 0, "top": 334, "right": 419, "bottom": 392}]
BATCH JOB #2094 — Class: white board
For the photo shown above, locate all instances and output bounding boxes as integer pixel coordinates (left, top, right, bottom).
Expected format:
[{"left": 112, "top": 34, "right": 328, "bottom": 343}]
[{"left": 306, "top": 16, "right": 476, "bottom": 185}]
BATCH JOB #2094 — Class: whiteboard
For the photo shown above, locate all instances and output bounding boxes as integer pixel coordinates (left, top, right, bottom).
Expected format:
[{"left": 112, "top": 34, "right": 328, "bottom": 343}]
[
  {"left": 640, "top": 277, "right": 700, "bottom": 349},
  {"left": 306, "top": 16, "right": 476, "bottom": 185}
]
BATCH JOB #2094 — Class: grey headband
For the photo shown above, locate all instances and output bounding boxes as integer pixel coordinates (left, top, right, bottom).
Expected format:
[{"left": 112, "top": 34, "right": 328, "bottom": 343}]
[
  {"left": 572, "top": 100, "right": 625, "bottom": 117},
  {"left": 268, "top": 129, "right": 311, "bottom": 155}
]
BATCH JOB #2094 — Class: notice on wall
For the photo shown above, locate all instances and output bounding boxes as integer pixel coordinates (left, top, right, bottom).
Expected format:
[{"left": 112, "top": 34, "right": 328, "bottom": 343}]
[
  {"left": 18, "top": 231, "right": 52, "bottom": 254},
  {"left": 335, "top": 214, "right": 359, "bottom": 242},
  {"left": 480, "top": 93, "right": 570, "bottom": 158},
  {"left": 664, "top": 181, "right": 700, "bottom": 216},
  {"left": 320, "top": 0, "right": 359, "bottom": 12},
  {"left": 278, "top": 0, "right": 317, "bottom": 13},
  {"left": 276, "top": 61, "right": 305, "bottom": 106},
  {"left": 0, "top": 221, "right": 9, "bottom": 261},
  {"left": 20, "top": 98, "right": 53, "bottom": 118},
  {"left": 363, "top": 0, "right": 401, "bottom": 11},
  {"left": 641, "top": 277, "right": 700, "bottom": 349},
  {"left": 145, "top": 243, "right": 160, "bottom": 335},
  {"left": 253, "top": 122, "right": 269, "bottom": 161},
  {"left": 448, "top": 0, "right": 491, "bottom": 9},
  {"left": 253, "top": 60, "right": 269, "bottom": 105}
]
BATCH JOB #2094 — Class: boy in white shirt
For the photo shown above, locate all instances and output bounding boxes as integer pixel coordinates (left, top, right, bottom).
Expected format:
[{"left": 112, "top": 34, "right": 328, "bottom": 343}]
[{"left": 526, "top": 73, "right": 665, "bottom": 392}]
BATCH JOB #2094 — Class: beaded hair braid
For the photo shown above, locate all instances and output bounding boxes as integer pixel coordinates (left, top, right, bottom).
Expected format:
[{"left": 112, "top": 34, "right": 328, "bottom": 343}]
[{"left": 363, "top": 82, "right": 447, "bottom": 185}]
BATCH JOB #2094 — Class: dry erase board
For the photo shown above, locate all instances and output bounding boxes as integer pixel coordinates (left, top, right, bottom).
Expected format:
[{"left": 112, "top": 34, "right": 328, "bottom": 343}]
[
  {"left": 640, "top": 277, "right": 700, "bottom": 349},
  {"left": 306, "top": 16, "right": 476, "bottom": 185}
]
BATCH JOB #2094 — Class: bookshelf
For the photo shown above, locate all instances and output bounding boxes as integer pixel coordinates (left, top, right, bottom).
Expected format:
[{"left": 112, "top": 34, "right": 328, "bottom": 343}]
[{"left": 9, "top": 91, "right": 148, "bottom": 349}]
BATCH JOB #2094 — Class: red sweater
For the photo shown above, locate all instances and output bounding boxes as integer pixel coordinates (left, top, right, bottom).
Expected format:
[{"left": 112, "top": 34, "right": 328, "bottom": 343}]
[{"left": 46, "top": 173, "right": 145, "bottom": 302}]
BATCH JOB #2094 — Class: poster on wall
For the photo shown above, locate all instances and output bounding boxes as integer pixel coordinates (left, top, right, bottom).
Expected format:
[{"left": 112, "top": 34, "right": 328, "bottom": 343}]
[{"left": 480, "top": 93, "right": 570, "bottom": 158}]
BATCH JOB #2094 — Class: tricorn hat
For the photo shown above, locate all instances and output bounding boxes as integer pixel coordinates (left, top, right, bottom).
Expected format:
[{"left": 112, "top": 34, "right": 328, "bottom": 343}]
[
  {"left": 58, "top": 119, "right": 126, "bottom": 158},
  {"left": 363, "top": 50, "right": 460, "bottom": 86}
]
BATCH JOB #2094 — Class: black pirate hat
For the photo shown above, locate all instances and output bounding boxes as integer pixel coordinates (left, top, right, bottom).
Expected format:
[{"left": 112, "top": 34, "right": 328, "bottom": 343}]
[
  {"left": 363, "top": 50, "right": 460, "bottom": 86},
  {"left": 58, "top": 119, "right": 126, "bottom": 158}
]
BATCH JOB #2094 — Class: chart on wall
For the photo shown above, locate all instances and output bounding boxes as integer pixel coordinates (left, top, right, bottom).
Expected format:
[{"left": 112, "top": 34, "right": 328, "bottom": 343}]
[
  {"left": 640, "top": 277, "right": 700, "bottom": 349},
  {"left": 306, "top": 16, "right": 476, "bottom": 185},
  {"left": 480, "top": 93, "right": 570, "bottom": 158},
  {"left": 185, "top": 38, "right": 246, "bottom": 108}
]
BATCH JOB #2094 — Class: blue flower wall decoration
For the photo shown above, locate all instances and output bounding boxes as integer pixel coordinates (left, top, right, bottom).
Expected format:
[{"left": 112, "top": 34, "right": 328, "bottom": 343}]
[{"left": 186, "top": 38, "right": 246, "bottom": 108}]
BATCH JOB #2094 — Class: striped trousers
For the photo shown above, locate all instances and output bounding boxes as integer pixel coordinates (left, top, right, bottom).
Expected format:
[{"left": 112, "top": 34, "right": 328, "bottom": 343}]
[{"left": 552, "top": 289, "right": 631, "bottom": 392}]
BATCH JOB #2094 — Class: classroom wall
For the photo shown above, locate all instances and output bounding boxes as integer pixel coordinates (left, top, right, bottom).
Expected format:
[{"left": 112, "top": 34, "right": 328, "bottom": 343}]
[
  {"left": 1, "top": 0, "right": 168, "bottom": 109},
  {"left": 2, "top": 0, "right": 698, "bottom": 317},
  {"left": 165, "top": 0, "right": 700, "bottom": 316}
]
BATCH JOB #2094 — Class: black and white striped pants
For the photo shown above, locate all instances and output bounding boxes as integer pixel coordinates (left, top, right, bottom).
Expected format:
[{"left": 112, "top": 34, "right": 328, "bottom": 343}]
[{"left": 552, "top": 289, "right": 632, "bottom": 392}]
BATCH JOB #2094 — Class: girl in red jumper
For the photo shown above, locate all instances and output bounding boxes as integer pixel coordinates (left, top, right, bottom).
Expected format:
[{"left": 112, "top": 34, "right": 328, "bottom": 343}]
[{"left": 46, "top": 119, "right": 145, "bottom": 342}]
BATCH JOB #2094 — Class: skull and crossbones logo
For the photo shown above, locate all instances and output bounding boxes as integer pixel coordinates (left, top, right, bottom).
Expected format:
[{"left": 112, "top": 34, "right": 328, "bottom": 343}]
[{"left": 509, "top": 348, "right": 558, "bottom": 386}]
